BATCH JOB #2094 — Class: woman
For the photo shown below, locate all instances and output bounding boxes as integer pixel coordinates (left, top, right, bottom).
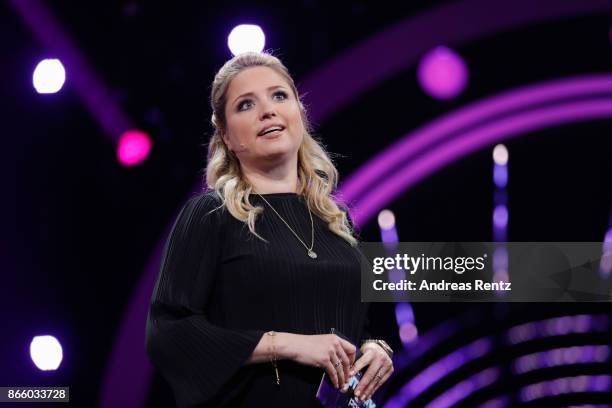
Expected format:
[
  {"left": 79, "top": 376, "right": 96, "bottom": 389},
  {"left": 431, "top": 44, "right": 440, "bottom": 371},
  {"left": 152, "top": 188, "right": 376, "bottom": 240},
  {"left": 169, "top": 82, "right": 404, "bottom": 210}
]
[{"left": 145, "top": 51, "right": 394, "bottom": 407}]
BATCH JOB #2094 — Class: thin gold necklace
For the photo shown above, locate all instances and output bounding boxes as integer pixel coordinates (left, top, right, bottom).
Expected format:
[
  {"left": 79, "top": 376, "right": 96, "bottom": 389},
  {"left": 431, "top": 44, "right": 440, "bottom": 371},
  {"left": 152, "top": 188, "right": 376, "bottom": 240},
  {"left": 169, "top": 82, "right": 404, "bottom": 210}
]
[{"left": 256, "top": 193, "right": 317, "bottom": 259}]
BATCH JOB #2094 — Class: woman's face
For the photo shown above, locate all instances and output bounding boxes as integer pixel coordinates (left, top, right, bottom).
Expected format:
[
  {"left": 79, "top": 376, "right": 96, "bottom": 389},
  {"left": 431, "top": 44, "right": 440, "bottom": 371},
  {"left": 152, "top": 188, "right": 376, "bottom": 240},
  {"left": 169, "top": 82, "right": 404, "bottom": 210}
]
[{"left": 222, "top": 66, "right": 304, "bottom": 169}]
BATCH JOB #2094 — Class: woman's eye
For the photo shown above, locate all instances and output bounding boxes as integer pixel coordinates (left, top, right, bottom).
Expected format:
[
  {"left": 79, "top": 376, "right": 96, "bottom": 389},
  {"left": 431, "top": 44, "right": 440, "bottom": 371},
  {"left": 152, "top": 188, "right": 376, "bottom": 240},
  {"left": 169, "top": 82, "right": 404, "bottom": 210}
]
[
  {"left": 237, "top": 100, "right": 253, "bottom": 111},
  {"left": 273, "top": 91, "right": 288, "bottom": 101},
  {"left": 237, "top": 91, "right": 287, "bottom": 112}
]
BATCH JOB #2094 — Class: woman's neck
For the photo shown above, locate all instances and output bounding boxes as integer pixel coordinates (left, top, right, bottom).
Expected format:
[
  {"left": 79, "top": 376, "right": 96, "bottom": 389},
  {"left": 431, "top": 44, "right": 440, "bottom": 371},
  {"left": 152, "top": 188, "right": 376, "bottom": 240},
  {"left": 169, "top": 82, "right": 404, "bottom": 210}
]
[{"left": 241, "top": 159, "right": 300, "bottom": 194}]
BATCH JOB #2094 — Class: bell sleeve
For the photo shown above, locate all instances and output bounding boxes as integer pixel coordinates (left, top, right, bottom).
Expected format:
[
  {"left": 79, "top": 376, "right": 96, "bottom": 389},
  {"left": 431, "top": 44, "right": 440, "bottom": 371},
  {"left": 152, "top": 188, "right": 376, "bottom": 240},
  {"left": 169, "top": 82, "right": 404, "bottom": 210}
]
[{"left": 145, "top": 193, "right": 265, "bottom": 407}]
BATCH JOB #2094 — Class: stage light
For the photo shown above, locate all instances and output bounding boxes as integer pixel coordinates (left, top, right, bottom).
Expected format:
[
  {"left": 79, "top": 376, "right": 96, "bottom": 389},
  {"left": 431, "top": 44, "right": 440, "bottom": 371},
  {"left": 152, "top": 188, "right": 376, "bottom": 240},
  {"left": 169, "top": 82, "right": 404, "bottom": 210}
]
[
  {"left": 377, "top": 209, "right": 396, "bottom": 230},
  {"left": 493, "top": 246, "right": 508, "bottom": 269},
  {"left": 33, "top": 59, "right": 65, "bottom": 94},
  {"left": 395, "top": 302, "right": 415, "bottom": 324},
  {"left": 493, "top": 270, "right": 509, "bottom": 283},
  {"left": 493, "top": 165, "right": 508, "bottom": 188},
  {"left": 417, "top": 46, "right": 468, "bottom": 100},
  {"left": 30, "top": 335, "right": 63, "bottom": 371},
  {"left": 493, "top": 205, "right": 508, "bottom": 229},
  {"left": 227, "top": 24, "right": 265, "bottom": 56},
  {"left": 116, "top": 129, "right": 152, "bottom": 167},
  {"left": 493, "top": 144, "right": 508, "bottom": 166},
  {"left": 399, "top": 322, "right": 418, "bottom": 344}
]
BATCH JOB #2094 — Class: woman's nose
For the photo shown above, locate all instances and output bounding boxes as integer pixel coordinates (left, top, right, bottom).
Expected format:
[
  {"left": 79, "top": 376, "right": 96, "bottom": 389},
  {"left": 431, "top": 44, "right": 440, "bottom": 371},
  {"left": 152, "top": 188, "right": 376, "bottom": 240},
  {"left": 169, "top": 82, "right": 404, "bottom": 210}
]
[{"left": 259, "top": 102, "right": 277, "bottom": 119}]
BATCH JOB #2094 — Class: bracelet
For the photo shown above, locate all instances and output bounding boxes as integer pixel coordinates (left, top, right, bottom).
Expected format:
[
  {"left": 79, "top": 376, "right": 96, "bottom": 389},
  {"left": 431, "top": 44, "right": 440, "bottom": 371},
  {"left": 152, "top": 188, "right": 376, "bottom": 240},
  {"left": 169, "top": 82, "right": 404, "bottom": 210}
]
[
  {"left": 361, "top": 339, "right": 393, "bottom": 359},
  {"left": 266, "top": 331, "right": 280, "bottom": 386}
]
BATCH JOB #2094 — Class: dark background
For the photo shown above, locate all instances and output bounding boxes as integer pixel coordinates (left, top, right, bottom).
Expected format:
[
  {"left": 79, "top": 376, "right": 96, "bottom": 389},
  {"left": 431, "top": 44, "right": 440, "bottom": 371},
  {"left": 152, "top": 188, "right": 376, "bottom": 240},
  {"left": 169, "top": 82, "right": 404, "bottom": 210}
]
[{"left": 3, "top": 1, "right": 611, "bottom": 406}]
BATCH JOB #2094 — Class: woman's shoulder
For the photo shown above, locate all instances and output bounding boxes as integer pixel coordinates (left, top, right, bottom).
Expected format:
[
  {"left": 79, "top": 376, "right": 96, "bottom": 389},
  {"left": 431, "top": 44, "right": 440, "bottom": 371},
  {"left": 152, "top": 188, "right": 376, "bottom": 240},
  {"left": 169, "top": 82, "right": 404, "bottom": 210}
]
[
  {"left": 188, "top": 189, "right": 223, "bottom": 206},
  {"left": 180, "top": 189, "right": 225, "bottom": 223}
]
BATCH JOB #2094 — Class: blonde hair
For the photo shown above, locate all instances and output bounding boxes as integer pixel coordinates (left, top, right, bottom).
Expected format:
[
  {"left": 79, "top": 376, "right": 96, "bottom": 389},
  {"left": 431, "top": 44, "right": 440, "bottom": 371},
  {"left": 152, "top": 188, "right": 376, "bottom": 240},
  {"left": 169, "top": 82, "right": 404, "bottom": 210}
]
[{"left": 205, "top": 51, "right": 357, "bottom": 246}]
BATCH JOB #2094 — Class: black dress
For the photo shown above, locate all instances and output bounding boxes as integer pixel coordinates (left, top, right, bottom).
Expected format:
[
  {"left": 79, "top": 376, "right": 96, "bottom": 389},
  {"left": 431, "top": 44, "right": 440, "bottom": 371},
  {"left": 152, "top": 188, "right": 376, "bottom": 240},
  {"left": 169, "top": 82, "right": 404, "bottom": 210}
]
[{"left": 145, "top": 190, "right": 371, "bottom": 407}]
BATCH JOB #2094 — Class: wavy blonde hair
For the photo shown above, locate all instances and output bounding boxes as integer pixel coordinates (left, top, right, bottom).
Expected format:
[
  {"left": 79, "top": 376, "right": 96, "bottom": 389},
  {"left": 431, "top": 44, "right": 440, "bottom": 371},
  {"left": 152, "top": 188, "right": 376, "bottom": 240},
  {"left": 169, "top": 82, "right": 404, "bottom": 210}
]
[{"left": 205, "top": 51, "right": 357, "bottom": 246}]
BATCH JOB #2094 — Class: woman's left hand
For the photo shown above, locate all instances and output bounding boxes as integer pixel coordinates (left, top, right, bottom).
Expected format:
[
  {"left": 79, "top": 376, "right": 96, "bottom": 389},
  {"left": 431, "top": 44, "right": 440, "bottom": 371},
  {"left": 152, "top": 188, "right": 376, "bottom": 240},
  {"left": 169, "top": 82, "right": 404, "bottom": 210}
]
[{"left": 348, "top": 342, "right": 394, "bottom": 402}]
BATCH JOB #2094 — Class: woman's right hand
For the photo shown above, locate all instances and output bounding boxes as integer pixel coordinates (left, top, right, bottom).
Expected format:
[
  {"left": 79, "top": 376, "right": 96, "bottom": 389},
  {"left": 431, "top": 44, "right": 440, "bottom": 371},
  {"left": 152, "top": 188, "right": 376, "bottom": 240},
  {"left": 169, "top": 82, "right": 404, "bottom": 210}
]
[{"left": 282, "top": 333, "right": 357, "bottom": 389}]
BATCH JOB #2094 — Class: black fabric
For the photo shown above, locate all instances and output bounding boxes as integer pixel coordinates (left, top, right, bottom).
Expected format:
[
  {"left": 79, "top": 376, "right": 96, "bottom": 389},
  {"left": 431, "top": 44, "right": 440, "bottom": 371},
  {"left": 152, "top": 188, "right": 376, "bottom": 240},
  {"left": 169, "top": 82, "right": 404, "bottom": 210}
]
[{"left": 145, "top": 190, "right": 371, "bottom": 407}]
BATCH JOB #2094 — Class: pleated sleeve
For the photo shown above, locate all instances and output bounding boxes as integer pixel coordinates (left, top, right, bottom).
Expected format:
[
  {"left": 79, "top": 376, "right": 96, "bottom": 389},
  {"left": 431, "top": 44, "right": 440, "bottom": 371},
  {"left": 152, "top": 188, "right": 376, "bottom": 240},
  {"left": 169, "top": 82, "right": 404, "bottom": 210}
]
[{"left": 145, "top": 193, "right": 265, "bottom": 407}]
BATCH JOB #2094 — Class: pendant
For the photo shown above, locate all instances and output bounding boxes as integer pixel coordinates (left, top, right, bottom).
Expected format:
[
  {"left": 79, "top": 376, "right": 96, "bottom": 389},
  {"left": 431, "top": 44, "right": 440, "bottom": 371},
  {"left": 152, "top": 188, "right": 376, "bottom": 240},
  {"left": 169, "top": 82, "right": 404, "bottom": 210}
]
[{"left": 308, "top": 250, "right": 318, "bottom": 259}]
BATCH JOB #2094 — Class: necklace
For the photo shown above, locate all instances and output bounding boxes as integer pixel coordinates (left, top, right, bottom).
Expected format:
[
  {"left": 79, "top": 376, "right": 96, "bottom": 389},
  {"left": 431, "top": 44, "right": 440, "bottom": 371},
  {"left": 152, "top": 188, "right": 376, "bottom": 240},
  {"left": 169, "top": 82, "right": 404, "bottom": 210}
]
[{"left": 256, "top": 193, "right": 317, "bottom": 259}]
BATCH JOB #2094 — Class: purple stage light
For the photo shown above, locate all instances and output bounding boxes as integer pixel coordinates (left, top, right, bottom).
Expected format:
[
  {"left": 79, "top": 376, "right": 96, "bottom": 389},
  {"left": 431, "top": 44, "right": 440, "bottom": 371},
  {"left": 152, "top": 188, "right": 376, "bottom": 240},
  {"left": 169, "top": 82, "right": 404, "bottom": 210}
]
[
  {"left": 378, "top": 208, "right": 399, "bottom": 243},
  {"left": 30, "top": 335, "right": 63, "bottom": 371},
  {"left": 519, "top": 375, "right": 612, "bottom": 402},
  {"left": 375, "top": 208, "right": 418, "bottom": 347},
  {"left": 513, "top": 345, "right": 610, "bottom": 374},
  {"left": 383, "top": 400, "right": 404, "bottom": 408},
  {"left": 397, "top": 338, "right": 492, "bottom": 405},
  {"left": 493, "top": 246, "right": 508, "bottom": 270},
  {"left": 492, "top": 271, "right": 509, "bottom": 285},
  {"left": 227, "top": 24, "right": 265, "bottom": 56},
  {"left": 425, "top": 368, "right": 499, "bottom": 408},
  {"left": 492, "top": 144, "right": 508, "bottom": 258},
  {"left": 395, "top": 302, "right": 415, "bottom": 324},
  {"left": 388, "top": 268, "right": 405, "bottom": 283},
  {"left": 493, "top": 165, "right": 508, "bottom": 188},
  {"left": 417, "top": 46, "right": 468, "bottom": 100},
  {"left": 33, "top": 59, "right": 65, "bottom": 93},
  {"left": 399, "top": 322, "right": 419, "bottom": 344},
  {"left": 507, "top": 315, "right": 609, "bottom": 345},
  {"left": 493, "top": 205, "right": 508, "bottom": 229},
  {"left": 381, "top": 228, "right": 399, "bottom": 243},
  {"left": 116, "top": 129, "right": 152, "bottom": 167}
]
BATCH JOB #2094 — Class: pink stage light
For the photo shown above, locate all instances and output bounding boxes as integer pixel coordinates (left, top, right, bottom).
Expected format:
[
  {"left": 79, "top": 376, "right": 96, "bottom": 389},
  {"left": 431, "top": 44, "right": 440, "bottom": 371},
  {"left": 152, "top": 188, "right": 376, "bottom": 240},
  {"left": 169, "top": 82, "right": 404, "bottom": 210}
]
[
  {"left": 417, "top": 46, "right": 468, "bottom": 100},
  {"left": 116, "top": 129, "right": 152, "bottom": 167}
]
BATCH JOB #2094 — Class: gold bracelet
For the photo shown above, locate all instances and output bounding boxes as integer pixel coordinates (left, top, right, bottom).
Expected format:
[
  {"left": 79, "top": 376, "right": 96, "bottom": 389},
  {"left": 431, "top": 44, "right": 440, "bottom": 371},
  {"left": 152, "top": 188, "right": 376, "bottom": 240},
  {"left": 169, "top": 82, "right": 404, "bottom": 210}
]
[
  {"left": 266, "top": 331, "right": 280, "bottom": 386},
  {"left": 361, "top": 339, "right": 393, "bottom": 359}
]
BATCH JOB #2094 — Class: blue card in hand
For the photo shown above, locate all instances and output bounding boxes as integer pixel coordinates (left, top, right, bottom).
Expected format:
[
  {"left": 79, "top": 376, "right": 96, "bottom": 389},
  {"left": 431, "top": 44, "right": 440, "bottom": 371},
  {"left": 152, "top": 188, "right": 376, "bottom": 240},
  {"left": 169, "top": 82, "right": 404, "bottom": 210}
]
[{"left": 315, "top": 328, "right": 377, "bottom": 408}]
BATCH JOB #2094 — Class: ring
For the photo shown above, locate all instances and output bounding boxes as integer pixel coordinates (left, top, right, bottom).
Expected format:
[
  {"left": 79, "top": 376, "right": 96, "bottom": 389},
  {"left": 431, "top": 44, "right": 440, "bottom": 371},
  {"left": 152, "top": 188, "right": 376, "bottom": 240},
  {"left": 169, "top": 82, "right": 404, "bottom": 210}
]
[{"left": 334, "top": 361, "right": 342, "bottom": 368}]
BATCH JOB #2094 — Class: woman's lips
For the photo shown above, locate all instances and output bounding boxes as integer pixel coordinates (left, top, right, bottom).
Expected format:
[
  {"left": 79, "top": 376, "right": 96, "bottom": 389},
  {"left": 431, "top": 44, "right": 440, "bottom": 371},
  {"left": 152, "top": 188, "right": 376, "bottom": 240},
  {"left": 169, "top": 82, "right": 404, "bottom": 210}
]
[{"left": 259, "top": 129, "right": 284, "bottom": 138}]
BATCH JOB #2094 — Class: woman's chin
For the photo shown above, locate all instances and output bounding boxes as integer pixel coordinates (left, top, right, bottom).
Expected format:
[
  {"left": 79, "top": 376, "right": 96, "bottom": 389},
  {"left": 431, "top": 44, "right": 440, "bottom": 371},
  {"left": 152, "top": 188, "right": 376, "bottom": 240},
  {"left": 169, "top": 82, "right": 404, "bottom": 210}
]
[
  {"left": 256, "top": 138, "right": 295, "bottom": 153},
  {"left": 256, "top": 145, "right": 297, "bottom": 162}
]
